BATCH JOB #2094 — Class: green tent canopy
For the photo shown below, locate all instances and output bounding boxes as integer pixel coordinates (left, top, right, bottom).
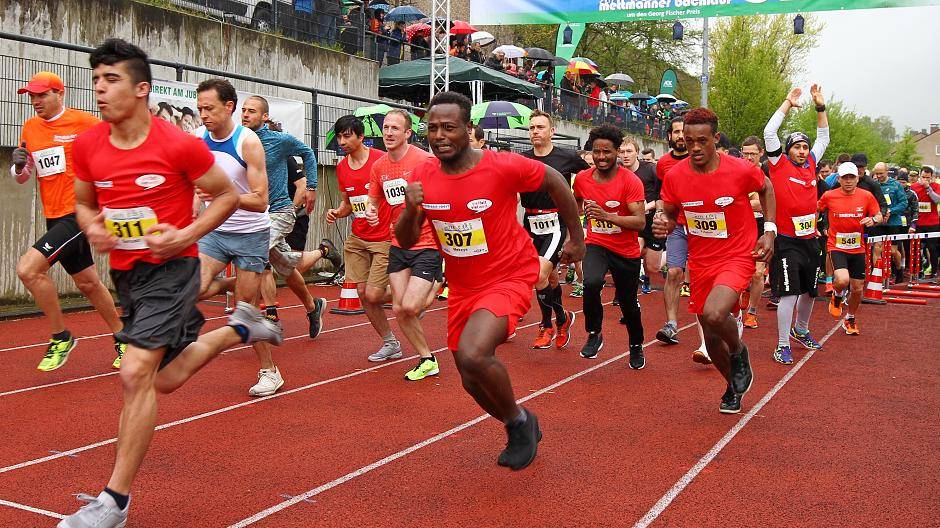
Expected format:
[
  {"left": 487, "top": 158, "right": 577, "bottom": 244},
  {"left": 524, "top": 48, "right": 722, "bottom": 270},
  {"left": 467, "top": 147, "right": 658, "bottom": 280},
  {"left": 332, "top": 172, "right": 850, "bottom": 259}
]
[{"left": 379, "top": 56, "right": 544, "bottom": 103}]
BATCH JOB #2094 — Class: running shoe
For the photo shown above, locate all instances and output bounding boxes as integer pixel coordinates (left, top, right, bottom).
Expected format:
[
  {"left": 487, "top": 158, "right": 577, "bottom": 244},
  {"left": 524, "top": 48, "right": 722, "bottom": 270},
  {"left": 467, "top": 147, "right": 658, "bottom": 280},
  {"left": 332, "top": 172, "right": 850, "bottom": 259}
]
[
  {"left": 569, "top": 282, "right": 583, "bottom": 298},
  {"left": 612, "top": 297, "right": 620, "bottom": 306},
  {"left": 692, "top": 345, "right": 712, "bottom": 365},
  {"left": 828, "top": 293, "right": 843, "bottom": 318},
  {"left": 58, "top": 491, "right": 128, "bottom": 528},
  {"left": 368, "top": 341, "right": 403, "bottom": 362},
  {"left": 532, "top": 326, "right": 555, "bottom": 349},
  {"left": 843, "top": 317, "right": 860, "bottom": 335},
  {"left": 307, "top": 297, "right": 327, "bottom": 339},
  {"left": 679, "top": 282, "right": 691, "bottom": 297},
  {"left": 555, "top": 311, "right": 575, "bottom": 349},
  {"left": 229, "top": 301, "right": 283, "bottom": 345},
  {"left": 772, "top": 345, "right": 794, "bottom": 365},
  {"left": 641, "top": 275, "right": 652, "bottom": 295},
  {"left": 404, "top": 357, "right": 439, "bottom": 381},
  {"left": 655, "top": 323, "right": 679, "bottom": 345},
  {"left": 719, "top": 385, "right": 741, "bottom": 414},
  {"left": 112, "top": 341, "right": 126, "bottom": 369},
  {"left": 628, "top": 344, "right": 645, "bottom": 370},
  {"left": 579, "top": 333, "right": 604, "bottom": 359},
  {"left": 37, "top": 334, "right": 76, "bottom": 372},
  {"left": 497, "top": 408, "right": 542, "bottom": 470},
  {"left": 790, "top": 327, "right": 821, "bottom": 350},
  {"left": 743, "top": 312, "right": 758, "bottom": 329},
  {"left": 766, "top": 295, "right": 779, "bottom": 310},
  {"left": 319, "top": 238, "right": 343, "bottom": 269},
  {"left": 565, "top": 267, "right": 575, "bottom": 284},
  {"left": 437, "top": 286, "right": 449, "bottom": 300},
  {"left": 249, "top": 367, "right": 284, "bottom": 397},
  {"left": 730, "top": 345, "right": 753, "bottom": 396},
  {"left": 736, "top": 312, "right": 744, "bottom": 339}
]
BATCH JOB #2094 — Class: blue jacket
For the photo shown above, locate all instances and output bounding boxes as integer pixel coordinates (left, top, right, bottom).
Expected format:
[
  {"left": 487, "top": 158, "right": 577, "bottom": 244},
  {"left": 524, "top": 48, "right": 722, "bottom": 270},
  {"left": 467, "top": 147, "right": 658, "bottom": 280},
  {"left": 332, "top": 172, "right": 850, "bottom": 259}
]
[
  {"left": 880, "top": 177, "right": 907, "bottom": 227},
  {"left": 254, "top": 125, "right": 318, "bottom": 211}
]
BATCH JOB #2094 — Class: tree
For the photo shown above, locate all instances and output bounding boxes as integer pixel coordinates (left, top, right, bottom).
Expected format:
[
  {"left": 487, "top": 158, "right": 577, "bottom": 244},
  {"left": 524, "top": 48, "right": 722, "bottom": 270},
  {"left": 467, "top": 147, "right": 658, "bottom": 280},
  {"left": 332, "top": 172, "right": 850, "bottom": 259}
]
[
  {"left": 891, "top": 131, "right": 923, "bottom": 169},
  {"left": 786, "top": 101, "right": 892, "bottom": 164},
  {"left": 707, "top": 14, "right": 822, "bottom": 145}
]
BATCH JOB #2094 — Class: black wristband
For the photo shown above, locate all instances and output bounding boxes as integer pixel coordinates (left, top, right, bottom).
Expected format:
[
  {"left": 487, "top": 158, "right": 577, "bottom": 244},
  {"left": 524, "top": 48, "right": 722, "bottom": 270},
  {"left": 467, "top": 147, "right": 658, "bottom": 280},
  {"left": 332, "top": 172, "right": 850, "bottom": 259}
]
[{"left": 816, "top": 104, "right": 826, "bottom": 112}]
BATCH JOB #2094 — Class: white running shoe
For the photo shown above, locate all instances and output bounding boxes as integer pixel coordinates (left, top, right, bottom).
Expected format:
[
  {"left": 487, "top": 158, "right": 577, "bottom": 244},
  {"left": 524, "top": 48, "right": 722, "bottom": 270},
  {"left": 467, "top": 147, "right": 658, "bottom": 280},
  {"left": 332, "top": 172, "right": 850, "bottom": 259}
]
[
  {"left": 58, "top": 491, "right": 128, "bottom": 528},
  {"left": 249, "top": 367, "right": 284, "bottom": 397},
  {"left": 368, "top": 341, "right": 403, "bottom": 362},
  {"left": 692, "top": 345, "right": 712, "bottom": 365},
  {"left": 736, "top": 312, "right": 744, "bottom": 339}
]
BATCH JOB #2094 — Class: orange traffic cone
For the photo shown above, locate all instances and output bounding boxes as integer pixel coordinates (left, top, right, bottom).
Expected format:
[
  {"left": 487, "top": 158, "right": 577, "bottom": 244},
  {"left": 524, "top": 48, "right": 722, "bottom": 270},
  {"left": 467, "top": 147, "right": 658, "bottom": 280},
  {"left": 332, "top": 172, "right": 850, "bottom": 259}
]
[
  {"left": 330, "top": 281, "right": 365, "bottom": 315},
  {"left": 862, "top": 245, "right": 886, "bottom": 304}
]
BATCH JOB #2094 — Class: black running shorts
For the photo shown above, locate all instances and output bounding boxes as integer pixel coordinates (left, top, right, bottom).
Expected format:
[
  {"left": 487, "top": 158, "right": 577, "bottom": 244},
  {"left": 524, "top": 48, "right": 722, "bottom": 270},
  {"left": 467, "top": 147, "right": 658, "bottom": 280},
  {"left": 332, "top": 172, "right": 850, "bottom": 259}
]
[
  {"left": 525, "top": 212, "right": 569, "bottom": 266},
  {"left": 388, "top": 245, "right": 443, "bottom": 283},
  {"left": 32, "top": 214, "right": 95, "bottom": 275},
  {"left": 830, "top": 250, "right": 867, "bottom": 280},
  {"left": 111, "top": 257, "right": 205, "bottom": 369},
  {"left": 640, "top": 211, "right": 666, "bottom": 252},
  {"left": 770, "top": 236, "right": 821, "bottom": 297}
]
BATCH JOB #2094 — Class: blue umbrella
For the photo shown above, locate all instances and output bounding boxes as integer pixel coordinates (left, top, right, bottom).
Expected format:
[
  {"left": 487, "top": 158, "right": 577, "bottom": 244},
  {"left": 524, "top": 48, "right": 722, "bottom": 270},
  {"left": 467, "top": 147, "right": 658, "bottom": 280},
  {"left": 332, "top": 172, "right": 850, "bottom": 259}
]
[
  {"left": 609, "top": 90, "right": 633, "bottom": 101},
  {"left": 385, "top": 5, "right": 426, "bottom": 22},
  {"left": 370, "top": 3, "right": 391, "bottom": 12}
]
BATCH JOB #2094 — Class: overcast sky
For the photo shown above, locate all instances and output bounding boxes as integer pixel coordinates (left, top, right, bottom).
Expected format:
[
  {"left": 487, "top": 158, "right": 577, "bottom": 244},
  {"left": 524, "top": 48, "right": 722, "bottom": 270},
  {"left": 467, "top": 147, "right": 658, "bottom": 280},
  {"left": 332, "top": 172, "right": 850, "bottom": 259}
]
[{"left": 797, "top": 5, "right": 940, "bottom": 136}]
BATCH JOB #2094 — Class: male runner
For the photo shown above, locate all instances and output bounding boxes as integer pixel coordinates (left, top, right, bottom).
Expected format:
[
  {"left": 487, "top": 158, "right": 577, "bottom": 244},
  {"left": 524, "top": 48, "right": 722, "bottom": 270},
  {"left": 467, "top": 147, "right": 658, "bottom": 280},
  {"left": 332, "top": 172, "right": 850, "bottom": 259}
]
[
  {"left": 763, "top": 85, "right": 829, "bottom": 365},
  {"left": 190, "top": 78, "right": 284, "bottom": 396},
  {"left": 12, "top": 71, "right": 125, "bottom": 370},
  {"left": 911, "top": 166, "right": 940, "bottom": 278},
  {"left": 520, "top": 110, "right": 586, "bottom": 349},
  {"left": 241, "top": 96, "right": 333, "bottom": 336},
  {"left": 619, "top": 136, "right": 661, "bottom": 295},
  {"left": 819, "top": 163, "right": 882, "bottom": 334},
  {"left": 59, "top": 39, "right": 281, "bottom": 528},
  {"left": 870, "top": 162, "right": 908, "bottom": 283},
  {"left": 740, "top": 136, "right": 769, "bottom": 329},
  {"left": 573, "top": 126, "right": 646, "bottom": 366},
  {"left": 367, "top": 109, "right": 442, "bottom": 381},
  {"left": 654, "top": 108, "right": 777, "bottom": 414},
  {"left": 326, "top": 115, "right": 402, "bottom": 362},
  {"left": 641, "top": 148, "right": 656, "bottom": 162},
  {"left": 654, "top": 117, "right": 691, "bottom": 346},
  {"left": 397, "top": 91, "right": 584, "bottom": 469}
]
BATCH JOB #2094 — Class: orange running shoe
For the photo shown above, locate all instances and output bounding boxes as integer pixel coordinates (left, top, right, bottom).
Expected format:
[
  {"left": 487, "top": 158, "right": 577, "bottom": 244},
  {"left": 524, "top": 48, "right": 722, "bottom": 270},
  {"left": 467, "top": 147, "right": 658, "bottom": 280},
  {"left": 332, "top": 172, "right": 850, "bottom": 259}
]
[
  {"left": 743, "top": 312, "right": 758, "bottom": 329},
  {"left": 842, "top": 317, "right": 860, "bottom": 335},
  {"left": 555, "top": 310, "right": 576, "bottom": 349},
  {"left": 532, "top": 326, "right": 555, "bottom": 349},
  {"left": 828, "top": 293, "right": 843, "bottom": 318}
]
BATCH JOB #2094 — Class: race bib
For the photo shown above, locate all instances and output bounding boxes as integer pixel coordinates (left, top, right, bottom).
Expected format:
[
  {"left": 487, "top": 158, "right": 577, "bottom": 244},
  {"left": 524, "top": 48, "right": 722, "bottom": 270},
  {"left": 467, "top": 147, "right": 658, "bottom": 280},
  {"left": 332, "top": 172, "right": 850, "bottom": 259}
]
[
  {"left": 349, "top": 195, "right": 368, "bottom": 219},
  {"left": 919, "top": 201, "right": 932, "bottom": 214},
  {"left": 104, "top": 207, "right": 158, "bottom": 250},
  {"left": 686, "top": 211, "right": 728, "bottom": 239},
  {"left": 902, "top": 216, "right": 908, "bottom": 227},
  {"left": 884, "top": 194, "right": 891, "bottom": 206},
  {"left": 528, "top": 212, "right": 560, "bottom": 236},
  {"left": 433, "top": 218, "right": 488, "bottom": 257},
  {"left": 590, "top": 218, "right": 621, "bottom": 235},
  {"left": 382, "top": 178, "right": 408, "bottom": 206},
  {"left": 33, "top": 146, "right": 66, "bottom": 178},
  {"left": 791, "top": 213, "right": 817, "bottom": 237},
  {"left": 835, "top": 232, "right": 861, "bottom": 251}
]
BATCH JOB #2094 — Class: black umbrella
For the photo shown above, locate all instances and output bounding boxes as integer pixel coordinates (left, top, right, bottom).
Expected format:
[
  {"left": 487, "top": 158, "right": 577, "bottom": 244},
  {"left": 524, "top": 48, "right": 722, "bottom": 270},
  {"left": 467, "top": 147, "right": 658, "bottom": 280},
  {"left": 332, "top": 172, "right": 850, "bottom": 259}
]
[
  {"left": 525, "top": 47, "right": 554, "bottom": 60},
  {"left": 629, "top": 92, "right": 652, "bottom": 102}
]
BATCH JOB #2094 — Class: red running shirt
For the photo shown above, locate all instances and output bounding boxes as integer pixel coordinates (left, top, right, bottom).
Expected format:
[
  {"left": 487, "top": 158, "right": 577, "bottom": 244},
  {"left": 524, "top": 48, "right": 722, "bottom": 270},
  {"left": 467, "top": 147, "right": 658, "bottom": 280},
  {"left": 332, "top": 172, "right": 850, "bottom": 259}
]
[
  {"left": 660, "top": 153, "right": 765, "bottom": 271},
  {"left": 768, "top": 155, "right": 818, "bottom": 238},
  {"left": 337, "top": 147, "right": 389, "bottom": 242},
  {"left": 911, "top": 182, "right": 940, "bottom": 226},
  {"left": 368, "top": 145, "right": 437, "bottom": 249},
  {"left": 573, "top": 166, "right": 645, "bottom": 258},
  {"left": 818, "top": 188, "right": 880, "bottom": 254},
  {"left": 657, "top": 150, "right": 690, "bottom": 225},
  {"left": 412, "top": 150, "right": 545, "bottom": 294},
  {"left": 73, "top": 116, "right": 215, "bottom": 270}
]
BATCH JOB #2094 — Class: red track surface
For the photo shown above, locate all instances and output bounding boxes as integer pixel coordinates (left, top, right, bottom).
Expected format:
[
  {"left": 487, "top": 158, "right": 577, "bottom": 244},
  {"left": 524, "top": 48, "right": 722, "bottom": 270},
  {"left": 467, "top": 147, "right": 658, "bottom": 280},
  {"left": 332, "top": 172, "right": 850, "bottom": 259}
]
[{"left": 0, "top": 282, "right": 937, "bottom": 527}]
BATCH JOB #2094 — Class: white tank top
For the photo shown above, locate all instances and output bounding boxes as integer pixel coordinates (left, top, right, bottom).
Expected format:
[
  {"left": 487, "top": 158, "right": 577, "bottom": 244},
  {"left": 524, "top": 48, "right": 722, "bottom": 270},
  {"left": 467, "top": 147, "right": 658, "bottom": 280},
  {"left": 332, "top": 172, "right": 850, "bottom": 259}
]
[{"left": 201, "top": 123, "right": 271, "bottom": 233}]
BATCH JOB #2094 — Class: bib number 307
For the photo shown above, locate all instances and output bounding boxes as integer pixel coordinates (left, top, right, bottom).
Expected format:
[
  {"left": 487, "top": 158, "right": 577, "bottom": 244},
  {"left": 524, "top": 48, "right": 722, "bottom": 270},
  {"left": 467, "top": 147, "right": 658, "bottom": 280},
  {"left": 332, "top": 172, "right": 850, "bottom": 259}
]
[{"left": 432, "top": 218, "right": 488, "bottom": 257}]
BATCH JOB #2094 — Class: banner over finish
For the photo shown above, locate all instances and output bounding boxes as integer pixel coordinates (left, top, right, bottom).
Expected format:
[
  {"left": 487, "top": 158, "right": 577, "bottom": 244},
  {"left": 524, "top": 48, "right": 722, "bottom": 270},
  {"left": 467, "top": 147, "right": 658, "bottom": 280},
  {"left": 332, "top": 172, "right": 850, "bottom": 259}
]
[{"left": 470, "top": 0, "right": 940, "bottom": 25}]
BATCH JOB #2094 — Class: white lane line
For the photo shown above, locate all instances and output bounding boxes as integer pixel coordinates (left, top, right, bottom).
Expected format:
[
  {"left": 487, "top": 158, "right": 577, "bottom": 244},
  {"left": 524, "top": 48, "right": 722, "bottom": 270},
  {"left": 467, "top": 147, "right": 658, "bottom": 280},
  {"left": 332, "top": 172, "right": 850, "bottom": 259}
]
[
  {"left": 0, "top": 306, "right": 444, "bottom": 399},
  {"left": 631, "top": 319, "right": 843, "bottom": 528},
  {"left": 0, "top": 498, "right": 65, "bottom": 520},
  {"left": 227, "top": 321, "right": 697, "bottom": 528},
  {"left": 0, "top": 305, "right": 561, "bottom": 475}
]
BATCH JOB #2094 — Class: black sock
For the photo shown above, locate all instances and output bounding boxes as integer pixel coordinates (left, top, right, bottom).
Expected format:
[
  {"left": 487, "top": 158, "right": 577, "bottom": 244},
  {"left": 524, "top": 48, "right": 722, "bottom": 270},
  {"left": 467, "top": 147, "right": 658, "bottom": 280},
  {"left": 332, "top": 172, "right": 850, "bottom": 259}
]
[
  {"left": 552, "top": 285, "right": 567, "bottom": 326},
  {"left": 104, "top": 487, "right": 129, "bottom": 510},
  {"left": 52, "top": 330, "right": 71, "bottom": 342},
  {"left": 230, "top": 324, "right": 250, "bottom": 343},
  {"left": 536, "top": 287, "right": 554, "bottom": 328}
]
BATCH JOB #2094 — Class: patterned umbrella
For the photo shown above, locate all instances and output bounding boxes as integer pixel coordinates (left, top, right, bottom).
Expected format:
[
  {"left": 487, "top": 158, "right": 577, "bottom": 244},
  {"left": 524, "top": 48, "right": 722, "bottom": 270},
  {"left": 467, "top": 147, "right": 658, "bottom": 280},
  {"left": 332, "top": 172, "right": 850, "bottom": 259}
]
[
  {"left": 404, "top": 23, "right": 431, "bottom": 39},
  {"left": 567, "top": 59, "right": 599, "bottom": 76},
  {"left": 325, "top": 104, "right": 419, "bottom": 151},
  {"left": 470, "top": 101, "right": 532, "bottom": 130}
]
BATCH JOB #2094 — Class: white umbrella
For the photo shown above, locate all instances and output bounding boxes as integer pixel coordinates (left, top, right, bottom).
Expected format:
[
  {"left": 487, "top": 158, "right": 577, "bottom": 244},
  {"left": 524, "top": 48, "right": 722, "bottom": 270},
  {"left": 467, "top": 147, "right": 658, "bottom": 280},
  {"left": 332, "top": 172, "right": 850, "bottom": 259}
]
[
  {"left": 655, "top": 93, "right": 678, "bottom": 103},
  {"left": 470, "top": 31, "right": 495, "bottom": 46},
  {"left": 493, "top": 44, "right": 527, "bottom": 59},
  {"left": 605, "top": 72, "right": 635, "bottom": 84}
]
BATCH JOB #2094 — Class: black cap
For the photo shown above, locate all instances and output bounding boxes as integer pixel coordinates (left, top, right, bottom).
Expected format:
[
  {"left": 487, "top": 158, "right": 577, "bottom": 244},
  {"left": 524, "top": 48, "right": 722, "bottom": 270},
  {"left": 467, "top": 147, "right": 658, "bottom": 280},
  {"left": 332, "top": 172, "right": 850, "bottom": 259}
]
[
  {"left": 897, "top": 171, "right": 909, "bottom": 182},
  {"left": 851, "top": 153, "right": 868, "bottom": 167}
]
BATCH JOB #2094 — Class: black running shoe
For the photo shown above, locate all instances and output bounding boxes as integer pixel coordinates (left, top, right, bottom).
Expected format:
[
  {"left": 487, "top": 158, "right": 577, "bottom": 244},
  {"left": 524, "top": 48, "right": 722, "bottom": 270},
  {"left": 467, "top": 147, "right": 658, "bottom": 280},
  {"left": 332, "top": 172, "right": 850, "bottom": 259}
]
[
  {"left": 497, "top": 408, "right": 542, "bottom": 470},
  {"left": 719, "top": 385, "right": 741, "bottom": 414},
  {"left": 307, "top": 297, "right": 326, "bottom": 339},
  {"left": 319, "top": 239, "right": 343, "bottom": 269},
  {"left": 730, "top": 344, "right": 753, "bottom": 396},
  {"left": 579, "top": 333, "right": 604, "bottom": 359},
  {"left": 629, "top": 344, "right": 645, "bottom": 370}
]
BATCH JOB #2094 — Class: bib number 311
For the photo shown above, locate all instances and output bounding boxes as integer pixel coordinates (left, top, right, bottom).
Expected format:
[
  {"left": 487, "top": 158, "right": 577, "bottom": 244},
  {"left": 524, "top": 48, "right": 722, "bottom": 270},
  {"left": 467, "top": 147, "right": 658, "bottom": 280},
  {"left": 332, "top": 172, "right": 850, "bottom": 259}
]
[{"left": 104, "top": 207, "right": 158, "bottom": 250}]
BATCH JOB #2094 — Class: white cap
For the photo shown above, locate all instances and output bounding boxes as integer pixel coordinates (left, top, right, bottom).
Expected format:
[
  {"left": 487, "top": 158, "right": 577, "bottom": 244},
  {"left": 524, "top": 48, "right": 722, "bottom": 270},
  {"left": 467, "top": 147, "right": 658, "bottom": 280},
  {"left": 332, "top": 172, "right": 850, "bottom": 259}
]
[{"left": 838, "top": 162, "right": 859, "bottom": 177}]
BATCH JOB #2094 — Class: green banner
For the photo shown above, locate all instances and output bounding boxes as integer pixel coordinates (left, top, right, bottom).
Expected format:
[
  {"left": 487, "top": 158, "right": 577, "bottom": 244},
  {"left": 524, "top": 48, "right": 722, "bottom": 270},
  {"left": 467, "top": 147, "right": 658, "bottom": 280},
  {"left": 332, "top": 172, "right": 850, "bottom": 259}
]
[
  {"left": 470, "top": 0, "right": 940, "bottom": 25},
  {"left": 659, "top": 69, "right": 678, "bottom": 95},
  {"left": 554, "top": 23, "right": 586, "bottom": 88}
]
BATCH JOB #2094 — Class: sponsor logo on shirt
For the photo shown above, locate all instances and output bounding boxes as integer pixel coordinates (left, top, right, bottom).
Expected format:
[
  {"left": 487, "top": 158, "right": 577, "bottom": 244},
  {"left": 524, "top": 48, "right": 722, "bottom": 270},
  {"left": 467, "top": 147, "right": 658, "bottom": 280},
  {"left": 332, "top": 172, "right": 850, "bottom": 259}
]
[
  {"left": 682, "top": 200, "right": 704, "bottom": 207},
  {"left": 423, "top": 203, "right": 451, "bottom": 211},
  {"left": 467, "top": 199, "right": 492, "bottom": 213},
  {"left": 605, "top": 200, "right": 620, "bottom": 208},
  {"left": 94, "top": 181, "right": 114, "bottom": 188},
  {"left": 345, "top": 187, "right": 355, "bottom": 192},
  {"left": 135, "top": 174, "right": 166, "bottom": 190},
  {"left": 52, "top": 134, "right": 78, "bottom": 143},
  {"left": 715, "top": 196, "right": 734, "bottom": 207}
]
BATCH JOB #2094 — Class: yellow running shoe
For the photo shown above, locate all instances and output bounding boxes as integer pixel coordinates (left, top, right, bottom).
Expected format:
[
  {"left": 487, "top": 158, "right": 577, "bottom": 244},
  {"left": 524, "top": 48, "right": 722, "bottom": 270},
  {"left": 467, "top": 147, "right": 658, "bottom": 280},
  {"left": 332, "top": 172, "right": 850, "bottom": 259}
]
[
  {"left": 37, "top": 335, "right": 76, "bottom": 372},
  {"left": 404, "top": 357, "right": 440, "bottom": 381},
  {"left": 680, "top": 283, "right": 691, "bottom": 297},
  {"left": 112, "top": 341, "right": 126, "bottom": 369}
]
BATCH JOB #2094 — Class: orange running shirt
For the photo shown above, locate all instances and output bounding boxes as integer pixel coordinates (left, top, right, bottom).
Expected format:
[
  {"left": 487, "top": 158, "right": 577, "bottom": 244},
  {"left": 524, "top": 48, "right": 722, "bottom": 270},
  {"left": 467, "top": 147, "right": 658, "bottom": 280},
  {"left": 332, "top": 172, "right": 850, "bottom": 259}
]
[{"left": 19, "top": 108, "right": 100, "bottom": 218}]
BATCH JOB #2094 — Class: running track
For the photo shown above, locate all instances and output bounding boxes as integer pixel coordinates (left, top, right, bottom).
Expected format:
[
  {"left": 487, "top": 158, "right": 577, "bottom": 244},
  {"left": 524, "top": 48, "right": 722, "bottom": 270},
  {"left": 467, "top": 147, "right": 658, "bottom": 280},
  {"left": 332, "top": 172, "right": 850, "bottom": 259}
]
[{"left": 0, "top": 281, "right": 936, "bottom": 527}]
